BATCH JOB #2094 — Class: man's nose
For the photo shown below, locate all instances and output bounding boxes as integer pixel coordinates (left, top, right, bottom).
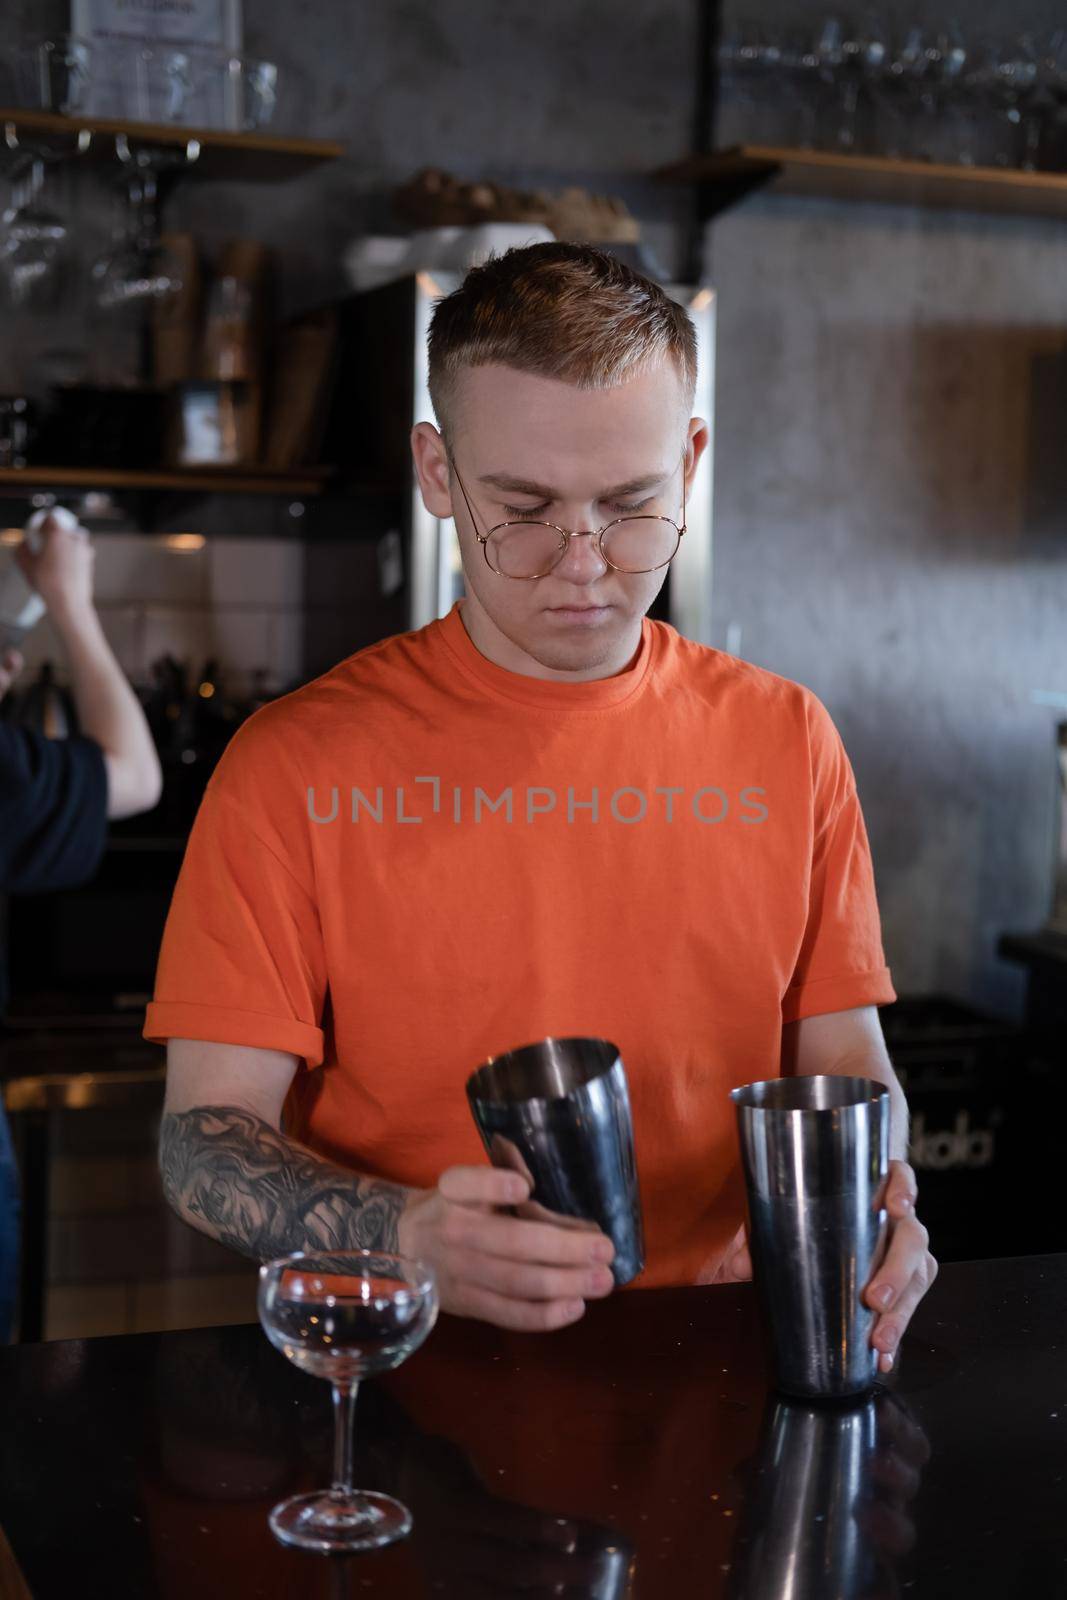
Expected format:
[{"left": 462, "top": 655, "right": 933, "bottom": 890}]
[{"left": 553, "top": 528, "right": 608, "bottom": 581}]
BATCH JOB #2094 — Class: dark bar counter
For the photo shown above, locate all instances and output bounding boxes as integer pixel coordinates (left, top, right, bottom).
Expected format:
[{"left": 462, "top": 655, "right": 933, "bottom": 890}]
[{"left": 1, "top": 1251, "right": 1065, "bottom": 1597}]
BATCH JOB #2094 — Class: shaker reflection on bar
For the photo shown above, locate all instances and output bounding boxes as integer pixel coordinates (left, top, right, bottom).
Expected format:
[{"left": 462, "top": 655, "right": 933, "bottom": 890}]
[
  {"left": 726, "top": 1394, "right": 895, "bottom": 1599},
  {"left": 466, "top": 1036, "right": 645, "bottom": 1286},
  {"left": 730, "top": 1074, "right": 891, "bottom": 1399}
]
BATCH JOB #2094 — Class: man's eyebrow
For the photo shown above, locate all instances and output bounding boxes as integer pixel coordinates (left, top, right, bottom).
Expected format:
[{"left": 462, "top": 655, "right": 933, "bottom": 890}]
[{"left": 476, "top": 469, "right": 670, "bottom": 499}]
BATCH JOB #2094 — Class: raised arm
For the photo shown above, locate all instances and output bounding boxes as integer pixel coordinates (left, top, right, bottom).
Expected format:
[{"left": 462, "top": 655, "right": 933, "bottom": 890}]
[
  {"left": 14, "top": 514, "right": 162, "bottom": 819},
  {"left": 158, "top": 1037, "right": 618, "bottom": 1331}
]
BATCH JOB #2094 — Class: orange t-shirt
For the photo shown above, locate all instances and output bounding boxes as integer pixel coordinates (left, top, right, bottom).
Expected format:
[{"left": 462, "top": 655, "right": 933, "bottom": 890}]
[{"left": 142, "top": 598, "right": 896, "bottom": 1286}]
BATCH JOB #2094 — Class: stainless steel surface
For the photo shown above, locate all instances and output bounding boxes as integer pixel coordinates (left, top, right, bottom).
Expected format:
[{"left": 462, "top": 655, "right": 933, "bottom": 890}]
[
  {"left": 726, "top": 1392, "right": 899, "bottom": 1598},
  {"left": 466, "top": 1035, "right": 645, "bottom": 1286},
  {"left": 730, "top": 1074, "right": 890, "bottom": 1400},
  {"left": 2, "top": 1066, "right": 164, "bottom": 1113}
]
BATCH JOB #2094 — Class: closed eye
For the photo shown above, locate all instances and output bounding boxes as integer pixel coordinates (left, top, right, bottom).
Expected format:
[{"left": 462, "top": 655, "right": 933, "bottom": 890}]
[{"left": 503, "top": 498, "right": 653, "bottom": 519}]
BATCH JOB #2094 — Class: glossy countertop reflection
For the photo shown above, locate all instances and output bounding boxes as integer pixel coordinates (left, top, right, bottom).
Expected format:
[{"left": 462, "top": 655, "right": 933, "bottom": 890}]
[{"left": 1, "top": 1252, "right": 1066, "bottom": 1597}]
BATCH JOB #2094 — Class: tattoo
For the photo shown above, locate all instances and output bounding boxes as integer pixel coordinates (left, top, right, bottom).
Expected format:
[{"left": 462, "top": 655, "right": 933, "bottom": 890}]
[{"left": 158, "top": 1105, "right": 406, "bottom": 1261}]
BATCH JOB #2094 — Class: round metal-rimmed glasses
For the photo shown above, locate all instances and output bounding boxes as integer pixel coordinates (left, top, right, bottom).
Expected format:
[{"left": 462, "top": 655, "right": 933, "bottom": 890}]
[{"left": 446, "top": 446, "right": 688, "bottom": 579}]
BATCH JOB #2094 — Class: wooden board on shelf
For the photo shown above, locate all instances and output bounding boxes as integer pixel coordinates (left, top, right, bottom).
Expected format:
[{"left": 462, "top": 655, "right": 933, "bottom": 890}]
[
  {"left": 0, "top": 464, "right": 334, "bottom": 495},
  {"left": 655, "top": 145, "right": 1067, "bottom": 222},
  {"left": 0, "top": 107, "right": 344, "bottom": 182}
]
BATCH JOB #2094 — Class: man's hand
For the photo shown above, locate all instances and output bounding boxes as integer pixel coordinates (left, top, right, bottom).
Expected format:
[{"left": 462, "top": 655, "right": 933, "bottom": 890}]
[
  {"left": 714, "top": 1223, "right": 753, "bottom": 1285},
  {"left": 0, "top": 645, "right": 24, "bottom": 699},
  {"left": 398, "top": 1165, "right": 616, "bottom": 1332},
  {"left": 713, "top": 1159, "right": 938, "bottom": 1374},
  {"left": 15, "top": 512, "right": 95, "bottom": 620},
  {"left": 861, "top": 1158, "right": 938, "bottom": 1373}
]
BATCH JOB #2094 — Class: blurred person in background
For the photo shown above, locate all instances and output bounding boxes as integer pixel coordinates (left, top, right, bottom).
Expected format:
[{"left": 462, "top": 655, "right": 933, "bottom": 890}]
[{"left": 0, "top": 514, "right": 163, "bottom": 1341}]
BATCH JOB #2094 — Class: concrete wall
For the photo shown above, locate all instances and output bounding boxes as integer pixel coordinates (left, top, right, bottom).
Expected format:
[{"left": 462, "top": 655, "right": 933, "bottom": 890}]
[
  {"left": 710, "top": 196, "right": 1067, "bottom": 1017},
  {"left": 714, "top": 0, "right": 1067, "bottom": 1017},
  {"left": 3, "top": 1, "right": 1065, "bottom": 1017}
]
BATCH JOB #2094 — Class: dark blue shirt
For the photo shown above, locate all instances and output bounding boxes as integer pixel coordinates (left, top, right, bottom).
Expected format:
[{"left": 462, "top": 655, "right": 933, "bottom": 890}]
[
  {"left": 0, "top": 721, "right": 108, "bottom": 1337},
  {"left": 0, "top": 723, "right": 109, "bottom": 1016}
]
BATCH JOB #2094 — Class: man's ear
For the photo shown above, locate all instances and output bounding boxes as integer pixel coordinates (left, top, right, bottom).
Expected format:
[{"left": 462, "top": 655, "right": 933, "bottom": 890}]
[
  {"left": 686, "top": 418, "right": 710, "bottom": 480},
  {"left": 410, "top": 423, "right": 454, "bottom": 520}
]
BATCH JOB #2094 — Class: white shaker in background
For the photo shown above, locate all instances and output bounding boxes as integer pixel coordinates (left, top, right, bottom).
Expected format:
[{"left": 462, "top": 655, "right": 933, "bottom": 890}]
[{"left": 0, "top": 506, "right": 81, "bottom": 646}]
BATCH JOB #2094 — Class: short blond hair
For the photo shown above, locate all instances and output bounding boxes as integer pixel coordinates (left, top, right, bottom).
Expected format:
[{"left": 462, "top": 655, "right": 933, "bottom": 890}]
[{"left": 427, "top": 241, "right": 697, "bottom": 459}]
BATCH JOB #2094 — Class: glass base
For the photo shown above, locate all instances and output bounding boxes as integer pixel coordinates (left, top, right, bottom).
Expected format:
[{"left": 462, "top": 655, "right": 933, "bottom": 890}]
[{"left": 268, "top": 1488, "right": 412, "bottom": 1553}]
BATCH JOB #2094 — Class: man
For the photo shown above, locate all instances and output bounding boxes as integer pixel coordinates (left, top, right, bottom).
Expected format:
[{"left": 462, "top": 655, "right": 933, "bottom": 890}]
[
  {"left": 148, "top": 242, "right": 936, "bottom": 1370},
  {"left": 0, "top": 514, "right": 163, "bottom": 1339}
]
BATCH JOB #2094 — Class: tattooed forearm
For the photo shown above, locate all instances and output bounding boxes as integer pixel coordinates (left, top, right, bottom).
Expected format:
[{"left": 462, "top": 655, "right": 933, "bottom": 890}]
[{"left": 158, "top": 1105, "right": 408, "bottom": 1262}]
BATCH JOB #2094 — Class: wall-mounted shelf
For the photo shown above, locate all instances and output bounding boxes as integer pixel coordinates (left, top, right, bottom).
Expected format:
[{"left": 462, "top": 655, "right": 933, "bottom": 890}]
[
  {"left": 0, "top": 107, "right": 345, "bottom": 182},
  {"left": 656, "top": 145, "right": 1067, "bottom": 223},
  {"left": 0, "top": 464, "right": 333, "bottom": 495}
]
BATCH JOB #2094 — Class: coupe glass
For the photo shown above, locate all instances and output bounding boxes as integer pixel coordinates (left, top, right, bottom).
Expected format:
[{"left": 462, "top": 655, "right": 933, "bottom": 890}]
[
  {"left": 928, "top": 23, "right": 970, "bottom": 164},
  {"left": 15, "top": 35, "right": 92, "bottom": 115},
  {"left": 132, "top": 43, "right": 194, "bottom": 123},
  {"left": 0, "top": 156, "right": 68, "bottom": 311},
  {"left": 257, "top": 1250, "right": 439, "bottom": 1554},
  {"left": 1039, "top": 30, "right": 1067, "bottom": 171},
  {"left": 179, "top": 47, "right": 281, "bottom": 132},
  {"left": 716, "top": 22, "right": 781, "bottom": 145},
  {"left": 830, "top": 12, "right": 889, "bottom": 152},
  {"left": 778, "top": 24, "right": 823, "bottom": 148},
  {"left": 1006, "top": 34, "right": 1048, "bottom": 170},
  {"left": 964, "top": 33, "right": 1039, "bottom": 168},
  {"left": 812, "top": 17, "right": 845, "bottom": 149},
  {"left": 871, "top": 23, "right": 930, "bottom": 159},
  {"left": 90, "top": 159, "right": 185, "bottom": 315}
]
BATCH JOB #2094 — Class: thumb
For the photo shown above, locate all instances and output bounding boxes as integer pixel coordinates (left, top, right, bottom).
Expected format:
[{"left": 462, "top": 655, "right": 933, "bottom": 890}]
[
  {"left": 726, "top": 1223, "right": 753, "bottom": 1282},
  {"left": 711, "top": 1222, "right": 753, "bottom": 1284}
]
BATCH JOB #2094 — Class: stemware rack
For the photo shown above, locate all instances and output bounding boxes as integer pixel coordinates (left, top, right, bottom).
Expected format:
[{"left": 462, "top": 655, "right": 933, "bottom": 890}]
[
  {"left": 0, "top": 107, "right": 344, "bottom": 182},
  {"left": 1, "top": 109, "right": 345, "bottom": 501}
]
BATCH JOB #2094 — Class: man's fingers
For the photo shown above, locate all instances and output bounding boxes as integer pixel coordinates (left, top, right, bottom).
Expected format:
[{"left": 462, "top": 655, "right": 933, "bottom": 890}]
[
  {"left": 487, "top": 1212, "right": 615, "bottom": 1268},
  {"left": 870, "top": 1252, "right": 937, "bottom": 1364},
  {"left": 869, "top": 1440, "right": 923, "bottom": 1501},
  {"left": 438, "top": 1164, "right": 530, "bottom": 1209},
  {"left": 730, "top": 1244, "right": 753, "bottom": 1280},
  {"left": 452, "top": 1282, "right": 587, "bottom": 1333},
  {"left": 853, "top": 1495, "right": 918, "bottom": 1559},
  {"left": 444, "top": 1204, "right": 614, "bottom": 1269},
  {"left": 448, "top": 1244, "right": 614, "bottom": 1305},
  {"left": 886, "top": 1159, "right": 919, "bottom": 1214},
  {"left": 709, "top": 1222, "right": 752, "bottom": 1283},
  {"left": 865, "top": 1213, "right": 931, "bottom": 1314},
  {"left": 514, "top": 1197, "right": 602, "bottom": 1233},
  {"left": 876, "top": 1392, "right": 933, "bottom": 1468}
]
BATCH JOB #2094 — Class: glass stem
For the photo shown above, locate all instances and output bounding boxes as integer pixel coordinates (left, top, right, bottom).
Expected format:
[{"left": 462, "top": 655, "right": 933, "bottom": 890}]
[
  {"left": 331, "top": 1379, "right": 359, "bottom": 1501},
  {"left": 839, "top": 80, "right": 859, "bottom": 147}
]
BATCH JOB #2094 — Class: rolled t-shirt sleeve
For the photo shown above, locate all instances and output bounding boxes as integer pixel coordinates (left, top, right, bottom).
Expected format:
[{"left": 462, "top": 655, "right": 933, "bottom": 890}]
[
  {"left": 781, "top": 695, "right": 897, "bottom": 1023},
  {"left": 142, "top": 781, "right": 327, "bottom": 1069}
]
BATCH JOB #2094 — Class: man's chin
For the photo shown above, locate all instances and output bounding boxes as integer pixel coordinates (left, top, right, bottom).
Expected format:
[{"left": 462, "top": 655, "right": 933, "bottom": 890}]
[{"left": 520, "top": 623, "right": 628, "bottom": 674}]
